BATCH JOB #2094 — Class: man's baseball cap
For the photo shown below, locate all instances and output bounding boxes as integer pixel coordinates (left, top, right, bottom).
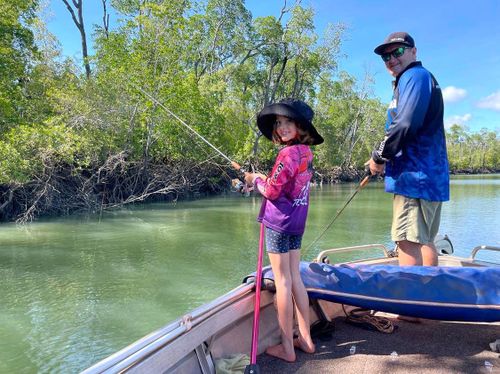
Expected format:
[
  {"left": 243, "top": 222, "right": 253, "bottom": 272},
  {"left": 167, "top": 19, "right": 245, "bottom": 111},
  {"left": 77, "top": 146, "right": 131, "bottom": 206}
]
[{"left": 374, "top": 32, "right": 415, "bottom": 55}]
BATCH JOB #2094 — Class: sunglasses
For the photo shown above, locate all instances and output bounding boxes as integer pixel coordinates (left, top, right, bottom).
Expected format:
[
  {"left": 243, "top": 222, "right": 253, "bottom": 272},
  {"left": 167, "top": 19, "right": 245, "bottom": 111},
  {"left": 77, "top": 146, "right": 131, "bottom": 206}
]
[{"left": 381, "top": 47, "right": 410, "bottom": 62}]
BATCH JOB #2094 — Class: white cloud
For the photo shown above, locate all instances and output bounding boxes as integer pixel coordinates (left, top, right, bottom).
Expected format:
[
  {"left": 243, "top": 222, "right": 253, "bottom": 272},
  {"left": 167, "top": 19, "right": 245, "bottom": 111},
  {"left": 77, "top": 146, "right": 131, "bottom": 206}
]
[
  {"left": 444, "top": 113, "right": 472, "bottom": 129},
  {"left": 477, "top": 91, "right": 500, "bottom": 111},
  {"left": 442, "top": 86, "right": 467, "bottom": 103}
]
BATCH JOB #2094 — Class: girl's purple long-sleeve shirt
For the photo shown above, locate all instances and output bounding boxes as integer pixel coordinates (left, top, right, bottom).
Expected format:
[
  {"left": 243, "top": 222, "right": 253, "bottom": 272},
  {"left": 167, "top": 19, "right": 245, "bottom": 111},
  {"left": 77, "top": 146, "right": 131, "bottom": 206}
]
[{"left": 255, "top": 144, "right": 314, "bottom": 235}]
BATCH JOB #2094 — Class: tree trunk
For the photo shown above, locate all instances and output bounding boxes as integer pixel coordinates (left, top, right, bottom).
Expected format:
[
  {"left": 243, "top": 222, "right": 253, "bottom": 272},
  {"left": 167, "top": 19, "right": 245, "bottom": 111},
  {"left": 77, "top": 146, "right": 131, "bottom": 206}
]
[
  {"left": 61, "top": 0, "right": 92, "bottom": 78},
  {"left": 102, "top": 0, "right": 110, "bottom": 39}
]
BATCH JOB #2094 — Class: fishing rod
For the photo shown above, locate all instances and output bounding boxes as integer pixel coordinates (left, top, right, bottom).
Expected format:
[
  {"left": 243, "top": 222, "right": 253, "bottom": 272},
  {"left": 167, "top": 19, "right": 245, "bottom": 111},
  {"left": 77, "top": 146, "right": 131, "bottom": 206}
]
[
  {"left": 304, "top": 172, "right": 372, "bottom": 257},
  {"left": 135, "top": 87, "right": 266, "bottom": 371},
  {"left": 245, "top": 223, "right": 265, "bottom": 374},
  {"left": 133, "top": 85, "right": 246, "bottom": 175}
]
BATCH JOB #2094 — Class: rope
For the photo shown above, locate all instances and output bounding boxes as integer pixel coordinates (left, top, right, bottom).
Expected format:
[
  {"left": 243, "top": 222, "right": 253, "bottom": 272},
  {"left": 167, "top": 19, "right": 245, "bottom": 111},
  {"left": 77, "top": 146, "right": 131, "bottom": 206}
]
[{"left": 342, "top": 306, "right": 395, "bottom": 334}]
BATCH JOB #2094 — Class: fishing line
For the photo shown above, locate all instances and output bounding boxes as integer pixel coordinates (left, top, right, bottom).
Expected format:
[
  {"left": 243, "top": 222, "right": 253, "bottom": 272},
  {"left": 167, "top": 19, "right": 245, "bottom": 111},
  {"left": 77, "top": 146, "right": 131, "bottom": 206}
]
[
  {"left": 303, "top": 173, "right": 371, "bottom": 258},
  {"left": 133, "top": 85, "right": 245, "bottom": 173},
  {"left": 137, "top": 85, "right": 371, "bottom": 256}
]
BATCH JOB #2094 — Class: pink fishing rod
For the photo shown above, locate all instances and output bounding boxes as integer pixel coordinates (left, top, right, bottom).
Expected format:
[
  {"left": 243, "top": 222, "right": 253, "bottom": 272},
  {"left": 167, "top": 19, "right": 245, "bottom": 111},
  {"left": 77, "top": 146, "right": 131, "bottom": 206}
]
[{"left": 245, "top": 223, "right": 265, "bottom": 374}]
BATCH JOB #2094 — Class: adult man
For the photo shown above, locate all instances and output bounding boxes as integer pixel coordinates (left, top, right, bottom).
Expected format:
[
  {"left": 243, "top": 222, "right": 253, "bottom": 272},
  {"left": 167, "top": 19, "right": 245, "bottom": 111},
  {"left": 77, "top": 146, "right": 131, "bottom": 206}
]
[{"left": 367, "top": 32, "right": 449, "bottom": 267}]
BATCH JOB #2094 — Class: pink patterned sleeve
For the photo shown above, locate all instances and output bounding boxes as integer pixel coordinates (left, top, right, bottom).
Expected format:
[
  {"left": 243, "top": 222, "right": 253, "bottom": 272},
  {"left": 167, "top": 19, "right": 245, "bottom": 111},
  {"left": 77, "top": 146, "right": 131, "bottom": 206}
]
[{"left": 254, "top": 151, "right": 294, "bottom": 200}]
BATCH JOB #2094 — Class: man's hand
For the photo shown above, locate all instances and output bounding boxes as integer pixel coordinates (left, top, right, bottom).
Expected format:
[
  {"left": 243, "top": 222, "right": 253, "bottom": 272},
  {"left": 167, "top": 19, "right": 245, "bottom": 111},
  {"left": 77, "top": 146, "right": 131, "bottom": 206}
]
[{"left": 365, "top": 158, "right": 385, "bottom": 175}]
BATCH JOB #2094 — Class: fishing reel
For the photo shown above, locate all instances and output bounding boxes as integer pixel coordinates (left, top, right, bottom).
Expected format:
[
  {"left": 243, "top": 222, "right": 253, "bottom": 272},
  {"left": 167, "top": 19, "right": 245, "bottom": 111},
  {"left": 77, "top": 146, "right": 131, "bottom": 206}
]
[
  {"left": 230, "top": 161, "right": 256, "bottom": 197},
  {"left": 231, "top": 178, "right": 253, "bottom": 197},
  {"left": 231, "top": 161, "right": 260, "bottom": 197}
]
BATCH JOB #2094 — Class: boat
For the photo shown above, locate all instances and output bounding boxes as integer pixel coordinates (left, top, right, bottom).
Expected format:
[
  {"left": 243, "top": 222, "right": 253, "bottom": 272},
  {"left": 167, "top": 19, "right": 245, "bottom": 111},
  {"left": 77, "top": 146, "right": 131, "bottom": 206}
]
[{"left": 82, "top": 239, "right": 500, "bottom": 373}]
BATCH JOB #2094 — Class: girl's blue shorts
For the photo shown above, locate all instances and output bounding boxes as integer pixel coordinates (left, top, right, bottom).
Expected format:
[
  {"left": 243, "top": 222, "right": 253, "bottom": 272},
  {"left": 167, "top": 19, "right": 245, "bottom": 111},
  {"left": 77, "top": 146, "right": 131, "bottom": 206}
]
[{"left": 265, "top": 226, "right": 303, "bottom": 254}]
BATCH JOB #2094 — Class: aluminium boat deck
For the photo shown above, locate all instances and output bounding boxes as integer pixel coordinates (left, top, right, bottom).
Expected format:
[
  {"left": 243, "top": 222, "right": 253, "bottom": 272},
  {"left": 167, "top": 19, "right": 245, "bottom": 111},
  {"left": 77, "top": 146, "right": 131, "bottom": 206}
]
[{"left": 258, "top": 314, "right": 500, "bottom": 373}]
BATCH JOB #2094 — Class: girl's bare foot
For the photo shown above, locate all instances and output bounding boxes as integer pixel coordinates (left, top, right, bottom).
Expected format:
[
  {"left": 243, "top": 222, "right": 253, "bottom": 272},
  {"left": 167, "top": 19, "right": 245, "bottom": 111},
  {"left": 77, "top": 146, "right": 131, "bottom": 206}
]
[
  {"left": 293, "top": 337, "right": 315, "bottom": 353},
  {"left": 265, "top": 343, "right": 296, "bottom": 362}
]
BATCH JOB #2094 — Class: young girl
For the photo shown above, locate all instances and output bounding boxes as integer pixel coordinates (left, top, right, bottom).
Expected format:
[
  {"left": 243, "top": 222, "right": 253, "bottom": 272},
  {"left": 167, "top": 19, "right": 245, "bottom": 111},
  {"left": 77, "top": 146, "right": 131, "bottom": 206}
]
[{"left": 244, "top": 98, "right": 323, "bottom": 362}]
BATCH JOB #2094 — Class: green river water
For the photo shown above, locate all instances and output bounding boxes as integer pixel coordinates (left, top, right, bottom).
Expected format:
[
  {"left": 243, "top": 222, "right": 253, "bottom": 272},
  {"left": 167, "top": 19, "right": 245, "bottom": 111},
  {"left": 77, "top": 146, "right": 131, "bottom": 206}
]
[{"left": 0, "top": 175, "right": 498, "bottom": 373}]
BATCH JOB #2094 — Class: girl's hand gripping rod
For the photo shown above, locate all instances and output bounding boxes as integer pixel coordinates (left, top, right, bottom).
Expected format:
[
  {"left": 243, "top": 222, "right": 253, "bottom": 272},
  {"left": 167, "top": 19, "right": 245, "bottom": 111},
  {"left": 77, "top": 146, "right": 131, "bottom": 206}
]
[{"left": 231, "top": 162, "right": 257, "bottom": 196}]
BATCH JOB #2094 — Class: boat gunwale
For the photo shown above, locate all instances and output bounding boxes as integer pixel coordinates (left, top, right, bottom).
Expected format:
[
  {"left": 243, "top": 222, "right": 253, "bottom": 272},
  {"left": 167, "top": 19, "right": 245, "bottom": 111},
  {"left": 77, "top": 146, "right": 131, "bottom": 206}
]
[{"left": 82, "top": 282, "right": 255, "bottom": 373}]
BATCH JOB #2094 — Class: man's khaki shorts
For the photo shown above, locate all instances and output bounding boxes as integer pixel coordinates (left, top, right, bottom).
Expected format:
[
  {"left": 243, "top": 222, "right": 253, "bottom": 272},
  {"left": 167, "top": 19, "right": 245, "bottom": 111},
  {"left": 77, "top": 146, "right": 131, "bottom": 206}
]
[{"left": 391, "top": 194, "right": 442, "bottom": 245}]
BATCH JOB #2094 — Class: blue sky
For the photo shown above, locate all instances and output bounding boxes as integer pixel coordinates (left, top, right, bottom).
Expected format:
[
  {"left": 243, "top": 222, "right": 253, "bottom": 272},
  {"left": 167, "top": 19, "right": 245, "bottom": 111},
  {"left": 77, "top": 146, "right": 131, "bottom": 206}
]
[{"left": 45, "top": 0, "right": 500, "bottom": 132}]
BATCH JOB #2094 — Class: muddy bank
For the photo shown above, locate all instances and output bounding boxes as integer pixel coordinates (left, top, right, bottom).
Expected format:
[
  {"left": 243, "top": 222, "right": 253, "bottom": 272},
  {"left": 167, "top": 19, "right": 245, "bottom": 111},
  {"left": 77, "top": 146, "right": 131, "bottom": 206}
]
[
  {"left": 1, "top": 159, "right": 495, "bottom": 223},
  {"left": 0, "top": 157, "right": 234, "bottom": 223},
  {"left": 451, "top": 168, "right": 500, "bottom": 175},
  {"left": 0, "top": 159, "right": 369, "bottom": 223}
]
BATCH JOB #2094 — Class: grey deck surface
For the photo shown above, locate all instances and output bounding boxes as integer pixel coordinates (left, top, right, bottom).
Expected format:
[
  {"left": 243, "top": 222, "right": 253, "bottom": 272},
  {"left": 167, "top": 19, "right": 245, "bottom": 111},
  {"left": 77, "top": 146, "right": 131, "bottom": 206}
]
[{"left": 257, "top": 316, "right": 500, "bottom": 373}]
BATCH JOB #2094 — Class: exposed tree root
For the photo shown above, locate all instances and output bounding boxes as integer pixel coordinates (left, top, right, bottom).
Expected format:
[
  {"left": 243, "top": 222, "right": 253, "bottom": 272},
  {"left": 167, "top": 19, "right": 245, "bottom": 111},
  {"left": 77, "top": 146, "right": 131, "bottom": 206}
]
[{"left": 0, "top": 152, "right": 232, "bottom": 223}]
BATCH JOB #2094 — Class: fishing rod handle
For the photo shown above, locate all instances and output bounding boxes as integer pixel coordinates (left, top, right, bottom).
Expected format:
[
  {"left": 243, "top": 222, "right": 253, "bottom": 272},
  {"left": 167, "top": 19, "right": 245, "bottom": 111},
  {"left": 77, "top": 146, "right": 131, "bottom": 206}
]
[
  {"left": 360, "top": 175, "right": 370, "bottom": 188},
  {"left": 359, "top": 167, "right": 373, "bottom": 188},
  {"left": 231, "top": 161, "right": 247, "bottom": 176},
  {"left": 231, "top": 161, "right": 241, "bottom": 170}
]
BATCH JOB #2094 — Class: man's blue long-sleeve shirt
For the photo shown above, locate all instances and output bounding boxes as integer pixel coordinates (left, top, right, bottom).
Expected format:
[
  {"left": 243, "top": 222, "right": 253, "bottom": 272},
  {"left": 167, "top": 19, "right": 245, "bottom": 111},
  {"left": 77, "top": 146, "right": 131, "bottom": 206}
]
[{"left": 373, "top": 61, "right": 449, "bottom": 201}]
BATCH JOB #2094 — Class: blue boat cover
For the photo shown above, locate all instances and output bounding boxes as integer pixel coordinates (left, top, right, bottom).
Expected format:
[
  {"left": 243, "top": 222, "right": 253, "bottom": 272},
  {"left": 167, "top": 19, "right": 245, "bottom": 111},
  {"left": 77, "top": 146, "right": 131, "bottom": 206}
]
[{"left": 259, "top": 262, "right": 500, "bottom": 322}]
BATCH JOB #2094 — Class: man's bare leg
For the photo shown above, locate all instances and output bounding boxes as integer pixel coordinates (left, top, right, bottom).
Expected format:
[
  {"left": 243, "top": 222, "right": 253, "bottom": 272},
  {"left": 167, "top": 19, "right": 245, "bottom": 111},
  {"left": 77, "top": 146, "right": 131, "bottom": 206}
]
[
  {"left": 421, "top": 242, "right": 438, "bottom": 266},
  {"left": 397, "top": 240, "right": 422, "bottom": 265},
  {"left": 397, "top": 240, "right": 437, "bottom": 266}
]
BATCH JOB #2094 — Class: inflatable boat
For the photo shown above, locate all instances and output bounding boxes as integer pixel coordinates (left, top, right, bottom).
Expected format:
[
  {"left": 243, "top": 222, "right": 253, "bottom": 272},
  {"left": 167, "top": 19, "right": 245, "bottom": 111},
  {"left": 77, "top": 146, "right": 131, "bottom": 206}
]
[{"left": 260, "top": 261, "right": 500, "bottom": 322}]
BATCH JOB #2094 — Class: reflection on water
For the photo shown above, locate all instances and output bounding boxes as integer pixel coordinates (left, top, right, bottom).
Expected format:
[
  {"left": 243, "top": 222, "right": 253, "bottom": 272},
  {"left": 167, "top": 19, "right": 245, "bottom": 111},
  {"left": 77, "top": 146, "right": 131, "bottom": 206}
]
[{"left": 0, "top": 175, "right": 499, "bottom": 372}]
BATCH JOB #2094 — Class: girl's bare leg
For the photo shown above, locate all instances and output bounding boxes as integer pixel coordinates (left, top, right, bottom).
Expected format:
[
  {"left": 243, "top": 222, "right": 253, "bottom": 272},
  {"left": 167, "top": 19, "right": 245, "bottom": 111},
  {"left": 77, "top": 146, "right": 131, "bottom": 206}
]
[
  {"left": 289, "top": 250, "right": 315, "bottom": 353},
  {"left": 266, "top": 252, "right": 296, "bottom": 362}
]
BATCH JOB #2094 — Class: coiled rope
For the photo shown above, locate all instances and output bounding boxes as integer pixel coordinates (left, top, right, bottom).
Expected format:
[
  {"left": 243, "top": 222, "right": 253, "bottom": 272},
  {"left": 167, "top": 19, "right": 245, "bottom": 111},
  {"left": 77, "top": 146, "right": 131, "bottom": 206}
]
[{"left": 342, "top": 305, "right": 395, "bottom": 334}]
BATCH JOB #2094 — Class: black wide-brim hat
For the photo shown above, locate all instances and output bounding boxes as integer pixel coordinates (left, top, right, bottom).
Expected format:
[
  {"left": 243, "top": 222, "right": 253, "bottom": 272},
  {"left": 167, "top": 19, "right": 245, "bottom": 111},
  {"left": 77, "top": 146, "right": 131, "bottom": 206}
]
[{"left": 257, "top": 98, "right": 324, "bottom": 145}]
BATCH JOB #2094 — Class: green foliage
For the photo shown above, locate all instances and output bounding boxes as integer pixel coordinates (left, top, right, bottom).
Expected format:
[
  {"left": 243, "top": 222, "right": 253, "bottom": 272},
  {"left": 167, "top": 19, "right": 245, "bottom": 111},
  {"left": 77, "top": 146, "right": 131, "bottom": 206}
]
[
  {"left": 315, "top": 72, "right": 386, "bottom": 169},
  {"left": 0, "top": 0, "right": 498, "bottom": 195},
  {"left": 446, "top": 124, "right": 499, "bottom": 171},
  {"left": 0, "top": 122, "right": 88, "bottom": 184},
  {"left": 0, "top": 0, "right": 39, "bottom": 130}
]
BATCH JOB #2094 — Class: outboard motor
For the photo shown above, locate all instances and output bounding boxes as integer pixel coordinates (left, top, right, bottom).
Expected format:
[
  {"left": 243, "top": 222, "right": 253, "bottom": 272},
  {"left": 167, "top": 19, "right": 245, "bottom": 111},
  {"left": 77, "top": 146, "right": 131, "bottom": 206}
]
[
  {"left": 390, "top": 234, "right": 454, "bottom": 256},
  {"left": 434, "top": 234, "right": 454, "bottom": 255}
]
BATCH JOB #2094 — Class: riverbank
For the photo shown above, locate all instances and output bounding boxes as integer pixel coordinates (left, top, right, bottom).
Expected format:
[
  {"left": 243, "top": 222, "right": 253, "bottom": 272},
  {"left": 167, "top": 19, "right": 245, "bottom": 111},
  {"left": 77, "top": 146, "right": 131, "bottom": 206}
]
[
  {"left": 0, "top": 159, "right": 230, "bottom": 223},
  {"left": 0, "top": 160, "right": 497, "bottom": 223},
  {"left": 0, "top": 159, "right": 368, "bottom": 223},
  {"left": 451, "top": 168, "right": 500, "bottom": 175}
]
